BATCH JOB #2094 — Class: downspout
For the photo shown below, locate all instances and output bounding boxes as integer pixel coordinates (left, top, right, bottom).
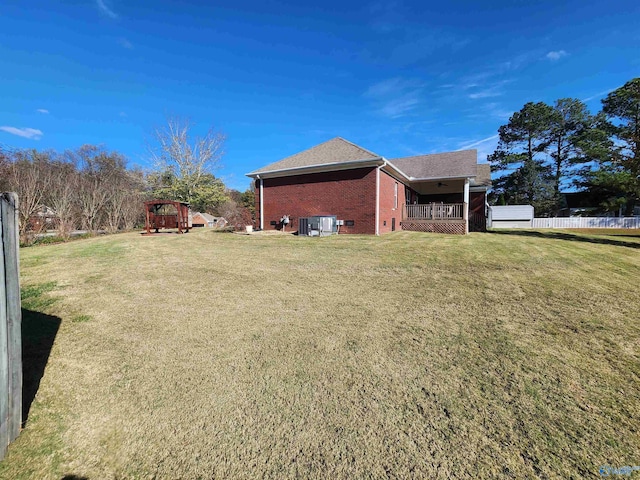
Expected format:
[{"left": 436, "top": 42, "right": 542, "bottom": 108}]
[
  {"left": 258, "top": 175, "right": 264, "bottom": 231},
  {"left": 375, "top": 166, "right": 381, "bottom": 235}
]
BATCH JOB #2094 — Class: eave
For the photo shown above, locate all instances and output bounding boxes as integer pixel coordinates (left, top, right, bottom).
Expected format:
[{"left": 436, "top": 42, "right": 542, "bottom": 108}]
[
  {"left": 246, "top": 157, "right": 385, "bottom": 179},
  {"left": 246, "top": 158, "right": 490, "bottom": 188}
]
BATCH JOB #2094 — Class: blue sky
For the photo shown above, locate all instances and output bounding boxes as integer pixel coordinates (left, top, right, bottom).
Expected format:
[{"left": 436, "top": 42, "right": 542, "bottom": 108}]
[{"left": 1, "top": 0, "right": 639, "bottom": 190}]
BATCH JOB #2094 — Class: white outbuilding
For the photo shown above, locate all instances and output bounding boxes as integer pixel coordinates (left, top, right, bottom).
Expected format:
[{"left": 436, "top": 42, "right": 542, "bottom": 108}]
[{"left": 488, "top": 205, "right": 534, "bottom": 229}]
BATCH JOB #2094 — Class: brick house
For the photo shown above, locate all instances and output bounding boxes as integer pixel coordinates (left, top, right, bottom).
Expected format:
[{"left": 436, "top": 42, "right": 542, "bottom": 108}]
[
  {"left": 28, "top": 205, "right": 59, "bottom": 232},
  {"left": 191, "top": 212, "right": 227, "bottom": 228},
  {"left": 246, "top": 137, "right": 491, "bottom": 235}
]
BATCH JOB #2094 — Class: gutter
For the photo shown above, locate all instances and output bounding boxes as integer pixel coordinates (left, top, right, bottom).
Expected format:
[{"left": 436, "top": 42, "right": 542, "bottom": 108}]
[
  {"left": 407, "top": 173, "right": 479, "bottom": 182},
  {"left": 246, "top": 157, "right": 386, "bottom": 179},
  {"left": 379, "top": 160, "right": 412, "bottom": 183}
]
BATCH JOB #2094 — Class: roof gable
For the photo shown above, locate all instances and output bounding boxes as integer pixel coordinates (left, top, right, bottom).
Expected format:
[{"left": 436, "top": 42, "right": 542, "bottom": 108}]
[
  {"left": 248, "top": 137, "right": 381, "bottom": 176},
  {"left": 389, "top": 150, "right": 478, "bottom": 180},
  {"left": 192, "top": 212, "right": 215, "bottom": 221}
]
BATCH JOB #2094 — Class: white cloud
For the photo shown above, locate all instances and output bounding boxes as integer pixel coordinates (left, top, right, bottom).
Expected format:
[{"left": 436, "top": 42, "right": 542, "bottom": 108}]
[
  {"left": 389, "top": 32, "right": 469, "bottom": 65},
  {"left": 458, "top": 134, "right": 499, "bottom": 150},
  {"left": 468, "top": 89, "right": 502, "bottom": 100},
  {"left": 466, "top": 80, "right": 511, "bottom": 100},
  {"left": 96, "top": 0, "right": 117, "bottom": 19},
  {"left": 364, "top": 78, "right": 424, "bottom": 118},
  {"left": 466, "top": 102, "right": 512, "bottom": 122},
  {"left": 0, "top": 126, "right": 43, "bottom": 140},
  {"left": 458, "top": 134, "right": 500, "bottom": 162},
  {"left": 36, "top": 108, "right": 49, "bottom": 114},
  {"left": 118, "top": 37, "right": 133, "bottom": 49},
  {"left": 499, "top": 50, "right": 542, "bottom": 71},
  {"left": 380, "top": 97, "right": 421, "bottom": 118},
  {"left": 546, "top": 50, "right": 568, "bottom": 61},
  {"left": 582, "top": 88, "right": 614, "bottom": 102},
  {"left": 365, "top": 77, "right": 422, "bottom": 97}
]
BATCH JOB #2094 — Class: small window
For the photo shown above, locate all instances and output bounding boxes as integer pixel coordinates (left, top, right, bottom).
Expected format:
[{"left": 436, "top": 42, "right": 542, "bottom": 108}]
[
  {"left": 394, "top": 182, "right": 398, "bottom": 209},
  {"left": 345, "top": 220, "right": 355, "bottom": 226}
]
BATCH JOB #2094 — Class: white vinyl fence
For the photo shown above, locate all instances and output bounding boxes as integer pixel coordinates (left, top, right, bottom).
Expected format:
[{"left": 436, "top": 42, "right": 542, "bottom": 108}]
[{"left": 532, "top": 217, "right": 640, "bottom": 229}]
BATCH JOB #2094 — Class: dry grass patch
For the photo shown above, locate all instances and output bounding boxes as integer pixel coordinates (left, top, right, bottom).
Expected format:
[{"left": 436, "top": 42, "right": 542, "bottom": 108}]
[{"left": 1, "top": 229, "right": 639, "bottom": 479}]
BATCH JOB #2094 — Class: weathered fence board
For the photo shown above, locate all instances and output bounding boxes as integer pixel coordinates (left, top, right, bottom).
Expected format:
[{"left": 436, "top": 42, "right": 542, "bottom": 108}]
[
  {"left": 532, "top": 217, "right": 640, "bottom": 229},
  {"left": 0, "top": 202, "right": 8, "bottom": 460},
  {"left": 0, "top": 192, "right": 21, "bottom": 460}
]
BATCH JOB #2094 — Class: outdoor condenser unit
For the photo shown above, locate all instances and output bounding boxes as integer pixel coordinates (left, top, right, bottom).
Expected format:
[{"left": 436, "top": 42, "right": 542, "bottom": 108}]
[
  {"left": 298, "top": 216, "right": 338, "bottom": 236},
  {"left": 299, "top": 217, "right": 310, "bottom": 236}
]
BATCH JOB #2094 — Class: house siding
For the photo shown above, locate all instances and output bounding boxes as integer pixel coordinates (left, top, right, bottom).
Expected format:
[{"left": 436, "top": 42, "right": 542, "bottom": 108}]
[
  {"left": 378, "top": 170, "right": 407, "bottom": 234},
  {"left": 256, "top": 167, "right": 377, "bottom": 234}
]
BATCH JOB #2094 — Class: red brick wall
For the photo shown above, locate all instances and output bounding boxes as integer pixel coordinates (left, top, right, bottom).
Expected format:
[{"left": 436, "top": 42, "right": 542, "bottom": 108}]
[
  {"left": 191, "top": 213, "right": 208, "bottom": 226},
  {"left": 257, "top": 167, "right": 377, "bottom": 234},
  {"left": 378, "top": 171, "right": 407, "bottom": 234}
]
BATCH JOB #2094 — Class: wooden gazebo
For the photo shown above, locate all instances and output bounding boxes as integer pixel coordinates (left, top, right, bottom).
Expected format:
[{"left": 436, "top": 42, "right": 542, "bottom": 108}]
[{"left": 144, "top": 200, "right": 190, "bottom": 234}]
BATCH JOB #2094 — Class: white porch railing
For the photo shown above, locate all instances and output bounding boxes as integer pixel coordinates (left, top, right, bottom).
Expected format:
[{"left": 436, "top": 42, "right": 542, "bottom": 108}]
[{"left": 403, "top": 203, "right": 464, "bottom": 220}]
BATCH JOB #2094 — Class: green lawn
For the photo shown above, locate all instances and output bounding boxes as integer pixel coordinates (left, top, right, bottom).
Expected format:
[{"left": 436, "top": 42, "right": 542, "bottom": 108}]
[{"left": 2, "top": 229, "right": 640, "bottom": 479}]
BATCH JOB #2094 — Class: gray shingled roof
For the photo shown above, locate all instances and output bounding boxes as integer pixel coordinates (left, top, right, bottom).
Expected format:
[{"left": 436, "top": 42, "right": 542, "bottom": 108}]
[
  {"left": 248, "top": 137, "right": 381, "bottom": 175},
  {"left": 389, "top": 150, "right": 478, "bottom": 180},
  {"left": 471, "top": 163, "right": 492, "bottom": 186}
]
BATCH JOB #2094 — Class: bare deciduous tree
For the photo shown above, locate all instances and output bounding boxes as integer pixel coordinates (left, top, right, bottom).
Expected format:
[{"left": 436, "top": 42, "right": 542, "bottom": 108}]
[
  {"left": 148, "top": 116, "right": 226, "bottom": 204},
  {"left": 7, "top": 149, "right": 54, "bottom": 241},
  {"left": 47, "top": 159, "right": 79, "bottom": 239},
  {"left": 3, "top": 144, "right": 147, "bottom": 239},
  {"left": 0, "top": 147, "right": 11, "bottom": 191},
  {"left": 70, "top": 145, "right": 126, "bottom": 232},
  {"left": 218, "top": 198, "right": 252, "bottom": 230},
  {"left": 121, "top": 190, "right": 144, "bottom": 230},
  {"left": 104, "top": 169, "right": 145, "bottom": 232}
]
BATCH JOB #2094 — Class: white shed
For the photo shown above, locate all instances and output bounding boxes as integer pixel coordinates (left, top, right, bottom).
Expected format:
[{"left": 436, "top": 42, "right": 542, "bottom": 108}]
[{"left": 488, "top": 205, "right": 534, "bottom": 229}]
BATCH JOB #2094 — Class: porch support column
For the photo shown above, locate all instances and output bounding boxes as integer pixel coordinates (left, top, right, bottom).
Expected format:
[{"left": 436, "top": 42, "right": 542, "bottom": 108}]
[
  {"left": 259, "top": 176, "right": 264, "bottom": 230},
  {"left": 463, "top": 178, "right": 470, "bottom": 234}
]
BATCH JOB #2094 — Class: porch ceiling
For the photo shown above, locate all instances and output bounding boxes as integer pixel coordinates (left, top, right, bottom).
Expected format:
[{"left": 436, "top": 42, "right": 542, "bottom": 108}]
[{"left": 409, "top": 178, "right": 465, "bottom": 195}]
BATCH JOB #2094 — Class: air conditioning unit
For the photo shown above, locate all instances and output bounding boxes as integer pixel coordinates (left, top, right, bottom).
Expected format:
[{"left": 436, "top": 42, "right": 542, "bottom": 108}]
[
  {"left": 298, "top": 216, "right": 338, "bottom": 236},
  {"left": 298, "top": 217, "right": 310, "bottom": 236}
]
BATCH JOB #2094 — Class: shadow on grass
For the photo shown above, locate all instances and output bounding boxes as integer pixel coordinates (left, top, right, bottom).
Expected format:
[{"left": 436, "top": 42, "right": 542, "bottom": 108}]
[
  {"left": 61, "top": 476, "right": 89, "bottom": 480},
  {"left": 602, "top": 233, "right": 640, "bottom": 238},
  {"left": 489, "top": 229, "right": 640, "bottom": 249},
  {"left": 22, "top": 308, "right": 61, "bottom": 426}
]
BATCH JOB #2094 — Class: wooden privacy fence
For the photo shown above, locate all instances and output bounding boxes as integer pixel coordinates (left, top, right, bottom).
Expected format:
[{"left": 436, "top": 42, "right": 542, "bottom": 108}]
[
  {"left": 532, "top": 217, "right": 640, "bottom": 229},
  {"left": 0, "top": 193, "right": 21, "bottom": 460}
]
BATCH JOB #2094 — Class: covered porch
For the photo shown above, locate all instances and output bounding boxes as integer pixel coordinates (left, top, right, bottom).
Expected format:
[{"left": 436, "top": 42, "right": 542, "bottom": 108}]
[{"left": 401, "top": 178, "right": 469, "bottom": 234}]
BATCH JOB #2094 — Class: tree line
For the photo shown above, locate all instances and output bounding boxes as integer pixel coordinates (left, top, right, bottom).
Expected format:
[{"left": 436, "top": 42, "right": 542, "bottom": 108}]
[
  {"left": 489, "top": 77, "right": 640, "bottom": 216},
  {"left": 0, "top": 118, "right": 254, "bottom": 243}
]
